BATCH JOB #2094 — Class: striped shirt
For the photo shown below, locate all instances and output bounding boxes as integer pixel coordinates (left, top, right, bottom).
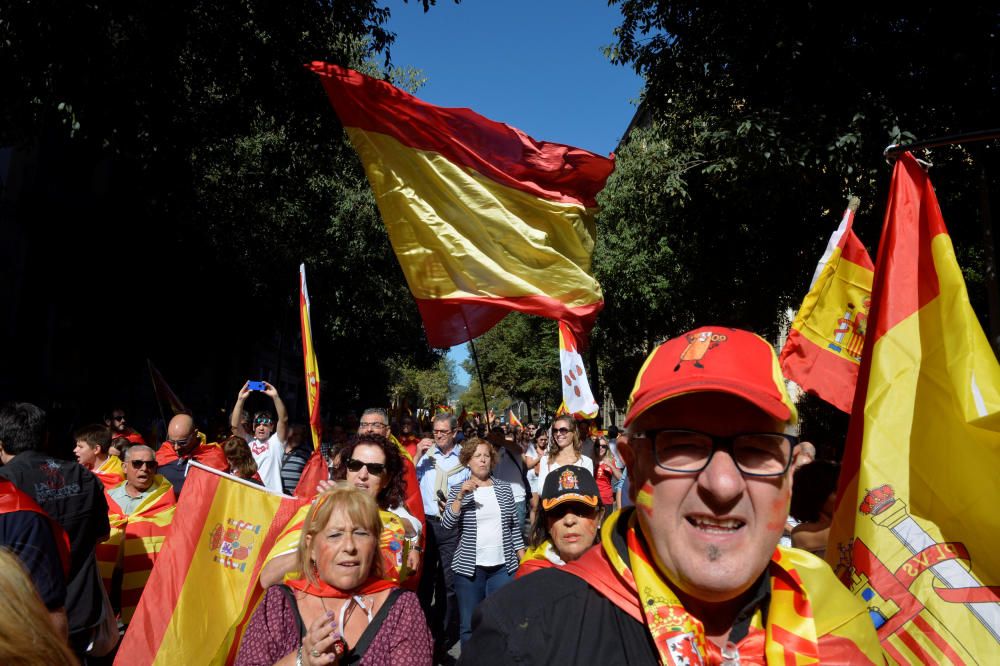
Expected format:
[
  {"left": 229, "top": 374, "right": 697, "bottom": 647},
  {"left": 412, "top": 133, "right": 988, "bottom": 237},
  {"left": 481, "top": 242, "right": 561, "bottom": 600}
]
[
  {"left": 441, "top": 477, "right": 524, "bottom": 577},
  {"left": 279, "top": 448, "right": 310, "bottom": 496}
]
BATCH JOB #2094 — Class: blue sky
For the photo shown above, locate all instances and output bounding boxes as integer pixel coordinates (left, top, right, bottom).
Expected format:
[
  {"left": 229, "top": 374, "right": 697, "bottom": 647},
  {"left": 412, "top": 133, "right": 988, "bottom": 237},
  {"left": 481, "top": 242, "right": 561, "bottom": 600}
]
[{"left": 384, "top": 0, "right": 645, "bottom": 385}]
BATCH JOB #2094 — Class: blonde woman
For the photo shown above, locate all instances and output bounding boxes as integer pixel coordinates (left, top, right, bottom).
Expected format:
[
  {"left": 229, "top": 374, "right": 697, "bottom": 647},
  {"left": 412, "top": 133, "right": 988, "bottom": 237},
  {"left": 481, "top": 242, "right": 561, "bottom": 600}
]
[
  {"left": 0, "top": 549, "right": 78, "bottom": 666},
  {"left": 536, "top": 416, "right": 593, "bottom": 489},
  {"left": 235, "top": 484, "right": 431, "bottom": 665}
]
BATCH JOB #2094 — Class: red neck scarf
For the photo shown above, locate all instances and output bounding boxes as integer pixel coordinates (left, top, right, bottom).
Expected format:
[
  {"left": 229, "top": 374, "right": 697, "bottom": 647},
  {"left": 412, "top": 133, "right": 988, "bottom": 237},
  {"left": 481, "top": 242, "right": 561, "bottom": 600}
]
[{"left": 285, "top": 575, "right": 397, "bottom": 599}]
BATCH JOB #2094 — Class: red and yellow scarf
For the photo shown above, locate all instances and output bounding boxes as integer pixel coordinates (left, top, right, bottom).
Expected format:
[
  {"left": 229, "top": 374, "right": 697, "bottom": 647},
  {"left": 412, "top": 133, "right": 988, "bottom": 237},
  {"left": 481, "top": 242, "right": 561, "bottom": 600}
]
[
  {"left": 563, "top": 509, "right": 820, "bottom": 665},
  {"left": 286, "top": 575, "right": 397, "bottom": 599}
]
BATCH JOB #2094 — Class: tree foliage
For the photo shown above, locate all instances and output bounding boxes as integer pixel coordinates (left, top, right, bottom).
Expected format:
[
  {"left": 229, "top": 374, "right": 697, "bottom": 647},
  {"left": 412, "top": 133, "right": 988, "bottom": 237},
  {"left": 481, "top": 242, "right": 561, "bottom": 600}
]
[
  {"left": 389, "top": 357, "right": 456, "bottom": 410},
  {"left": 594, "top": 2, "right": 1000, "bottom": 407},
  {"left": 459, "top": 312, "right": 560, "bottom": 419},
  {"left": 0, "top": 1, "right": 449, "bottom": 413}
]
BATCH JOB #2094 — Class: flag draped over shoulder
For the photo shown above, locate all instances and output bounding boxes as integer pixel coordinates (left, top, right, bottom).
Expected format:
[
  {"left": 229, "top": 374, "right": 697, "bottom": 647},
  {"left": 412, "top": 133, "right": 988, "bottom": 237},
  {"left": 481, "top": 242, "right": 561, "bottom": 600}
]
[
  {"left": 827, "top": 153, "right": 1000, "bottom": 664},
  {"left": 780, "top": 201, "right": 874, "bottom": 412},
  {"left": 115, "top": 463, "right": 305, "bottom": 666},
  {"left": 300, "top": 263, "right": 321, "bottom": 449},
  {"left": 308, "top": 62, "right": 611, "bottom": 348},
  {"left": 559, "top": 321, "right": 599, "bottom": 418}
]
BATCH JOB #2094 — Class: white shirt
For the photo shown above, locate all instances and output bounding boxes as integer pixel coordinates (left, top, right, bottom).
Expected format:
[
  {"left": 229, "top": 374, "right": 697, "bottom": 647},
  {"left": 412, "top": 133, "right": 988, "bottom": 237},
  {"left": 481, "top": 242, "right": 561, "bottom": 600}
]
[
  {"left": 246, "top": 432, "right": 285, "bottom": 493},
  {"left": 389, "top": 503, "right": 422, "bottom": 538},
  {"left": 474, "top": 486, "right": 504, "bottom": 567},
  {"left": 537, "top": 454, "right": 594, "bottom": 491}
]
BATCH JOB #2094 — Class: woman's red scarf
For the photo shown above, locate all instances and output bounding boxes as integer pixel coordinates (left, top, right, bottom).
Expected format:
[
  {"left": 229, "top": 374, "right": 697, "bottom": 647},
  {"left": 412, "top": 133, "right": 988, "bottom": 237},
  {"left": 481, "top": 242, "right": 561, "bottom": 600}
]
[{"left": 285, "top": 575, "right": 398, "bottom": 599}]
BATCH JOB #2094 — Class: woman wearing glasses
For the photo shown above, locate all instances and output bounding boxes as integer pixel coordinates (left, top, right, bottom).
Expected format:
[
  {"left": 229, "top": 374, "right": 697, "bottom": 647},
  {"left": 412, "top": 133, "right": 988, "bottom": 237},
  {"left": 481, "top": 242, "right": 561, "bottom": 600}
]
[
  {"left": 333, "top": 434, "right": 422, "bottom": 584},
  {"left": 442, "top": 437, "right": 525, "bottom": 645},
  {"left": 536, "top": 415, "right": 593, "bottom": 491},
  {"left": 259, "top": 433, "right": 422, "bottom": 589}
]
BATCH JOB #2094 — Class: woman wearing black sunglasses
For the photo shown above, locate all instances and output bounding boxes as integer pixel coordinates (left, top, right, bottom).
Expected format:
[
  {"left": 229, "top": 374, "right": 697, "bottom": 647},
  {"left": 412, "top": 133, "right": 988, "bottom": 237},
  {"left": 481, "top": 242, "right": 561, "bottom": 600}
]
[
  {"left": 537, "top": 415, "right": 594, "bottom": 491},
  {"left": 259, "top": 434, "right": 422, "bottom": 589},
  {"left": 332, "top": 434, "right": 422, "bottom": 584}
]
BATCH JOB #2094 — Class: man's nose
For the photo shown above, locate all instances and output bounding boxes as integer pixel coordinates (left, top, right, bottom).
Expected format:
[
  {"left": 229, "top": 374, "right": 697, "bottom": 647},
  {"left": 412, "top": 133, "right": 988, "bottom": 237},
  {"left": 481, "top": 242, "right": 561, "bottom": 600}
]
[{"left": 696, "top": 449, "right": 746, "bottom": 504}]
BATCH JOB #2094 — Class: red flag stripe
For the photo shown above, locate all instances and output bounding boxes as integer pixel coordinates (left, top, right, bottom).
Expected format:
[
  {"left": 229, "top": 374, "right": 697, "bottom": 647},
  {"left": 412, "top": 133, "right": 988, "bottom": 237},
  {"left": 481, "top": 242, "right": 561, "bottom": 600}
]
[
  {"left": 309, "top": 63, "right": 614, "bottom": 208},
  {"left": 896, "top": 627, "right": 936, "bottom": 664},
  {"left": 911, "top": 614, "right": 966, "bottom": 666}
]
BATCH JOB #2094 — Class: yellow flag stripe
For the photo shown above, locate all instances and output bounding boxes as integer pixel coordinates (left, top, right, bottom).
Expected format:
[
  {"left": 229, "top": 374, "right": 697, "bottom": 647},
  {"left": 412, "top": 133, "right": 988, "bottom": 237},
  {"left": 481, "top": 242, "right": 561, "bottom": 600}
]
[{"left": 346, "top": 127, "right": 603, "bottom": 307}]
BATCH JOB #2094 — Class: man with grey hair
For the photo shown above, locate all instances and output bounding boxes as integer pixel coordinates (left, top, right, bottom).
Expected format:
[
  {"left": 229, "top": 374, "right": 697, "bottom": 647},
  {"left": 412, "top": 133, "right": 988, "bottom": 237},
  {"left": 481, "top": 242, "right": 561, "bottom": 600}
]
[
  {"left": 100, "top": 443, "right": 177, "bottom": 625},
  {"left": 415, "top": 412, "right": 469, "bottom": 658},
  {"left": 358, "top": 407, "right": 391, "bottom": 436}
]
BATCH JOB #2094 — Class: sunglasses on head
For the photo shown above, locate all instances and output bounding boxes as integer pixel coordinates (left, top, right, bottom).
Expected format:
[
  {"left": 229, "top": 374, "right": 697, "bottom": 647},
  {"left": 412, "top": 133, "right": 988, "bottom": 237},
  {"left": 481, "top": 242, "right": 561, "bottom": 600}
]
[
  {"left": 345, "top": 458, "right": 386, "bottom": 475},
  {"left": 130, "top": 459, "right": 158, "bottom": 470}
]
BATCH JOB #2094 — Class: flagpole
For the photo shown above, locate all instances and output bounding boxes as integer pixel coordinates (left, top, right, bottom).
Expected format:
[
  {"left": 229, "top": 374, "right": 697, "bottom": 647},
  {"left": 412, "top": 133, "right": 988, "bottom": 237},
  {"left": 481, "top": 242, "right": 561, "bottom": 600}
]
[
  {"left": 146, "top": 358, "right": 169, "bottom": 445},
  {"left": 884, "top": 127, "right": 1000, "bottom": 157},
  {"left": 458, "top": 307, "right": 491, "bottom": 418}
]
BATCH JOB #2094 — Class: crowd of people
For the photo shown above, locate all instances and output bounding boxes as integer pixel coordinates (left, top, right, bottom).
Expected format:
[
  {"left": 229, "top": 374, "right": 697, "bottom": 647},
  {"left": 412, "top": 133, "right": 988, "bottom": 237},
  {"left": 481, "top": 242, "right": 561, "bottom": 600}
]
[{"left": 0, "top": 325, "right": 880, "bottom": 665}]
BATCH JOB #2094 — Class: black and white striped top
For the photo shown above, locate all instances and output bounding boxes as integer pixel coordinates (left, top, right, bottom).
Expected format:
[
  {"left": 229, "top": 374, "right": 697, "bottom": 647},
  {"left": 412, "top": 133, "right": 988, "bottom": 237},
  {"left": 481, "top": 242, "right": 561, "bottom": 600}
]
[{"left": 441, "top": 476, "right": 525, "bottom": 577}]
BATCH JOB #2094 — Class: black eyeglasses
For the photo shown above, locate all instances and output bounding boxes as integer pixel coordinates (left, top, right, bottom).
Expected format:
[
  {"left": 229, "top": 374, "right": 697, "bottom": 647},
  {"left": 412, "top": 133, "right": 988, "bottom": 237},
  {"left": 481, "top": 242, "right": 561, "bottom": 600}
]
[
  {"left": 552, "top": 427, "right": 573, "bottom": 435},
  {"left": 129, "top": 459, "right": 158, "bottom": 470},
  {"left": 345, "top": 458, "right": 386, "bottom": 476},
  {"left": 637, "top": 429, "right": 797, "bottom": 477},
  {"left": 358, "top": 421, "right": 387, "bottom": 430}
]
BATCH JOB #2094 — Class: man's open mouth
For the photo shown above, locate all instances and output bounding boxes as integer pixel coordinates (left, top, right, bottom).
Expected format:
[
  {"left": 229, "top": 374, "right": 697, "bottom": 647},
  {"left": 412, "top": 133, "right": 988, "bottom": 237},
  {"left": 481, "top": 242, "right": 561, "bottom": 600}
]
[{"left": 686, "top": 516, "right": 745, "bottom": 533}]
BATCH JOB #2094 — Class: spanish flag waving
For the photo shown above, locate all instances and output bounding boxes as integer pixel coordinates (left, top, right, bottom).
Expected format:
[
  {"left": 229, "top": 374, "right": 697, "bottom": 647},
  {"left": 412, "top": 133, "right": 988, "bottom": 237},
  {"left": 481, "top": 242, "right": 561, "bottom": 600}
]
[
  {"left": 115, "top": 463, "right": 305, "bottom": 665},
  {"left": 309, "top": 63, "right": 611, "bottom": 347},
  {"left": 827, "top": 153, "right": 1000, "bottom": 663},
  {"left": 779, "top": 199, "right": 874, "bottom": 413}
]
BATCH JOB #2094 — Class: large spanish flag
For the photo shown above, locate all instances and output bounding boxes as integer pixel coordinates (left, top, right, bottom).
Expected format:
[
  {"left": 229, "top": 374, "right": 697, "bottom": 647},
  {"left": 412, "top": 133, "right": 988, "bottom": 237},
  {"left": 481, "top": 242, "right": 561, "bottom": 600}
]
[
  {"left": 779, "top": 199, "right": 874, "bottom": 413},
  {"left": 309, "top": 62, "right": 611, "bottom": 347},
  {"left": 826, "top": 153, "right": 1000, "bottom": 663},
  {"left": 115, "top": 463, "right": 305, "bottom": 665},
  {"left": 300, "top": 263, "right": 321, "bottom": 449}
]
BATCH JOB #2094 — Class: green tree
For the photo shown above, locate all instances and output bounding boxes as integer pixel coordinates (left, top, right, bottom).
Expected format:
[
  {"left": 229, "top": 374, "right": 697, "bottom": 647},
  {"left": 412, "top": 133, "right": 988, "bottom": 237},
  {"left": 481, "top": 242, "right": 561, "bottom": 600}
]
[
  {"left": 594, "top": 2, "right": 1000, "bottom": 408},
  {"left": 389, "top": 357, "right": 456, "bottom": 410},
  {"left": 0, "top": 1, "right": 452, "bottom": 412},
  {"left": 459, "top": 312, "right": 561, "bottom": 420}
]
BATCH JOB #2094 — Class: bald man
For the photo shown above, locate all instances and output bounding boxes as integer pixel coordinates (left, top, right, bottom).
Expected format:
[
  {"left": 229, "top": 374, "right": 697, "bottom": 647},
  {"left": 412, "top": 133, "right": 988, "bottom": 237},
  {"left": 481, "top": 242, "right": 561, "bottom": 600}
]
[{"left": 155, "top": 414, "right": 228, "bottom": 496}]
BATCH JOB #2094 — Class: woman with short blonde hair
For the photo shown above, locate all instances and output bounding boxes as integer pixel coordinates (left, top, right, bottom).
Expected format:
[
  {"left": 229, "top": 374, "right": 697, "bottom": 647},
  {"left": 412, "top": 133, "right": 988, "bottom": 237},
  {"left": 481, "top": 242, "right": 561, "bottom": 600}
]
[{"left": 236, "top": 484, "right": 431, "bottom": 665}]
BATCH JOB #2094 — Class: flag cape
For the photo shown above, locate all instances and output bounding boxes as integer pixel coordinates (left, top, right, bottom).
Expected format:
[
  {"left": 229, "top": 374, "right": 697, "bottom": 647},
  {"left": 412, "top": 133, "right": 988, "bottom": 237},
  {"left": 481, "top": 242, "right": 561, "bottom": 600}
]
[
  {"left": 0, "top": 478, "right": 71, "bottom": 575},
  {"left": 780, "top": 202, "right": 874, "bottom": 412},
  {"left": 827, "top": 153, "right": 1000, "bottom": 664},
  {"left": 309, "top": 62, "right": 610, "bottom": 347},
  {"left": 559, "top": 321, "right": 599, "bottom": 418},
  {"left": 94, "top": 455, "right": 125, "bottom": 491},
  {"left": 299, "top": 264, "right": 322, "bottom": 450},
  {"left": 96, "top": 475, "right": 177, "bottom": 623},
  {"left": 115, "top": 463, "right": 305, "bottom": 665}
]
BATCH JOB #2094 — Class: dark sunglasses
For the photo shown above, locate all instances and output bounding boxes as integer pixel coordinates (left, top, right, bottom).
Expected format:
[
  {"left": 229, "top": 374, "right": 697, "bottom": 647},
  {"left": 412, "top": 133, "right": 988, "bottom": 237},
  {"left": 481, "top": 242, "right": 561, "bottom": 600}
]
[
  {"left": 254, "top": 418, "right": 274, "bottom": 426},
  {"left": 345, "top": 458, "right": 386, "bottom": 475},
  {"left": 552, "top": 427, "right": 573, "bottom": 435},
  {"left": 112, "top": 415, "right": 126, "bottom": 421},
  {"left": 130, "top": 459, "right": 158, "bottom": 470}
]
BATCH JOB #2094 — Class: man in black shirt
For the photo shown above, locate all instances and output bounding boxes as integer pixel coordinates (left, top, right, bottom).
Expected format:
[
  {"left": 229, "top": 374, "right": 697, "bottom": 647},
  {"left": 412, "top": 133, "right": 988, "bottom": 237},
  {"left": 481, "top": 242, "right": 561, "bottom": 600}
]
[
  {"left": 462, "top": 327, "right": 882, "bottom": 665},
  {"left": 0, "top": 402, "right": 111, "bottom": 657}
]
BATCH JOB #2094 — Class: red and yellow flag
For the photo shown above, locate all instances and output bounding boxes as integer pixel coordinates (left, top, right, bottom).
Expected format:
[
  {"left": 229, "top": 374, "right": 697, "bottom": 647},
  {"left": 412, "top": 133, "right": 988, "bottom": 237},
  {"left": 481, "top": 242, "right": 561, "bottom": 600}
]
[
  {"left": 309, "top": 62, "right": 611, "bottom": 347},
  {"left": 780, "top": 200, "right": 874, "bottom": 412},
  {"left": 115, "top": 463, "right": 305, "bottom": 665},
  {"left": 508, "top": 409, "right": 523, "bottom": 428},
  {"left": 827, "top": 153, "right": 1000, "bottom": 663},
  {"left": 300, "top": 263, "right": 321, "bottom": 450}
]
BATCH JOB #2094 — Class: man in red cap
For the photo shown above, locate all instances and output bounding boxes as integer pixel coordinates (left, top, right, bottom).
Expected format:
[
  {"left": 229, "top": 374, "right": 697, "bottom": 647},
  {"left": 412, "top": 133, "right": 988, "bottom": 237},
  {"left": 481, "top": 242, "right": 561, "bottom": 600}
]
[{"left": 462, "top": 327, "right": 882, "bottom": 664}]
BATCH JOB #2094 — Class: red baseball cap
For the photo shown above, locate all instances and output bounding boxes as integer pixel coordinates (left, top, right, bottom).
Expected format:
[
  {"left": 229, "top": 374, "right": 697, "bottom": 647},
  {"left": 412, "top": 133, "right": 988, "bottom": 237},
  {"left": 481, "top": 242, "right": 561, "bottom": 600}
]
[{"left": 624, "top": 326, "right": 797, "bottom": 428}]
